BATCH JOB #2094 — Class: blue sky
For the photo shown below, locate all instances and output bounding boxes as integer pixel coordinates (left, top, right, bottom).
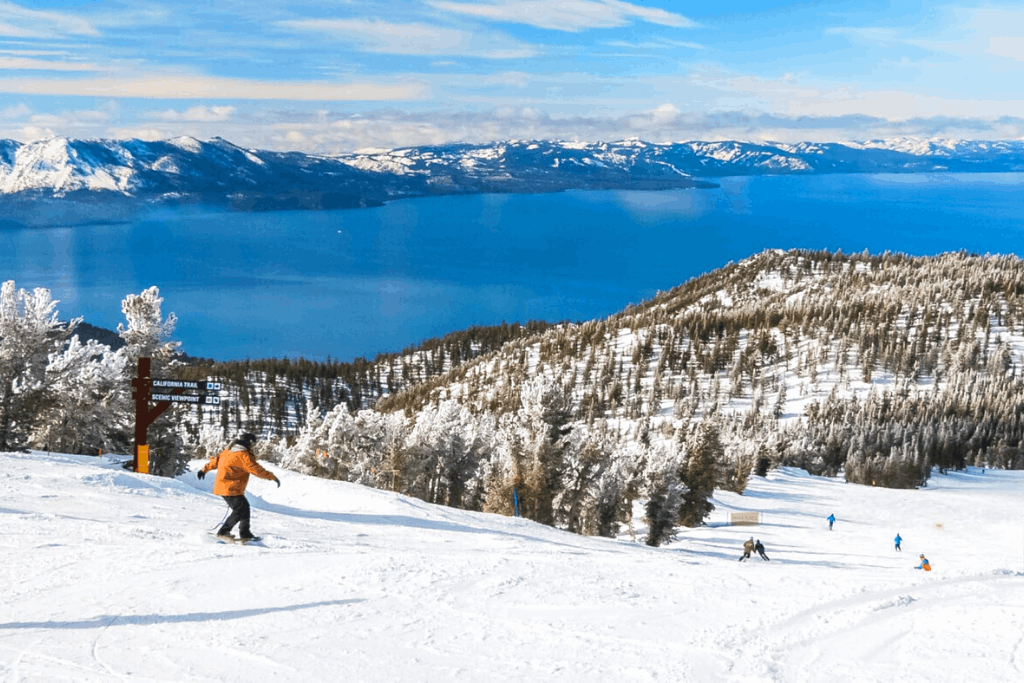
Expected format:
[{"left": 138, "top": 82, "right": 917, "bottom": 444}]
[{"left": 2, "top": 1, "right": 1024, "bottom": 152}]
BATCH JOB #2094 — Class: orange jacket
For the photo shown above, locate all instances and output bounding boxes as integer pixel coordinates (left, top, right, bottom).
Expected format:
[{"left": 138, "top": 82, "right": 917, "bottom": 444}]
[{"left": 201, "top": 446, "right": 276, "bottom": 496}]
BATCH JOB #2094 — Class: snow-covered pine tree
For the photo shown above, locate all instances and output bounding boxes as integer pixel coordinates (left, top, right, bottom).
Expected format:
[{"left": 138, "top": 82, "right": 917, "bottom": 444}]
[
  {"left": 118, "top": 287, "right": 186, "bottom": 477},
  {"left": 554, "top": 428, "right": 612, "bottom": 534},
  {"left": 482, "top": 415, "right": 525, "bottom": 517},
  {"left": 678, "top": 420, "right": 721, "bottom": 527},
  {"left": 0, "top": 281, "right": 79, "bottom": 451},
  {"left": 31, "top": 336, "right": 126, "bottom": 455},
  {"left": 404, "top": 399, "right": 492, "bottom": 508},
  {"left": 517, "top": 377, "right": 573, "bottom": 525},
  {"left": 644, "top": 444, "right": 683, "bottom": 547},
  {"left": 280, "top": 400, "right": 328, "bottom": 474}
]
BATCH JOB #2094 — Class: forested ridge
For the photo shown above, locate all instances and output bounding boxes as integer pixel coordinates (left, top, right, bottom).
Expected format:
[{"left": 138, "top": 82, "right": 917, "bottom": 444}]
[
  {"left": 10, "top": 248, "right": 1024, "bottom": 544},
  {"left": 257, "top": 249, "right": 1024, "bottom": 543},
  {"left": 172, "top": 321, "right": 557, "bottom": 437}
]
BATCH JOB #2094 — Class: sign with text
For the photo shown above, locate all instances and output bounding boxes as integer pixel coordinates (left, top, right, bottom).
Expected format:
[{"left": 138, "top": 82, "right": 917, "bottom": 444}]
[
  {"left": 131, "top": 360, "right": 229, "bottom": 474},
  {"left": 151, "top": 379, "right": 223, "bottom": 392},
  {"left": 151, "top": 393, "right": 221, "bottom": 405}
]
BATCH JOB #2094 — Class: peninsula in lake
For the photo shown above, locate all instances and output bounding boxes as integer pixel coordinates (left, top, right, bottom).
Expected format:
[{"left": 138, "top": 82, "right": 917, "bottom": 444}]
[{"left": 4, "top": 135, "right": 1024, "bottom": 225}]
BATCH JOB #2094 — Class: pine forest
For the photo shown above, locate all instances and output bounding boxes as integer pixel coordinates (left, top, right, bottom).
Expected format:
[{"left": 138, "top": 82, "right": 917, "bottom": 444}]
[{"left": 6, "top": 248, "right": 1024, "bottom": 544}]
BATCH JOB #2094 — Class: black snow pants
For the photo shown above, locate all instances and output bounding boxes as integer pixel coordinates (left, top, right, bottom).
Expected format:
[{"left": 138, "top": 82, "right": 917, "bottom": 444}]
[{"left": 219, "top": 495, "right": 252, "bottom": 538}]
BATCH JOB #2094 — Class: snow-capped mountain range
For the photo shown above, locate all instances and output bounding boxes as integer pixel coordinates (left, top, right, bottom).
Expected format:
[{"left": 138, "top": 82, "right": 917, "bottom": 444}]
[{"left": 3, "top": 135, "right": 1024, "bottom": 222}]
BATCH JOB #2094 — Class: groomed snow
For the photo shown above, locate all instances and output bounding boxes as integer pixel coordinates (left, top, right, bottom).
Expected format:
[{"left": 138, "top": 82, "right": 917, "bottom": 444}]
[{"left": 2, "top": 451, "right": 1023, "bottom": 681}]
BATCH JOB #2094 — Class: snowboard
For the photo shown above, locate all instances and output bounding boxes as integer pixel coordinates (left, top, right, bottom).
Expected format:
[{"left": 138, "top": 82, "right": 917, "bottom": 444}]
[{"left": 211, "top": 533, "right": 263, "bottom": 545}]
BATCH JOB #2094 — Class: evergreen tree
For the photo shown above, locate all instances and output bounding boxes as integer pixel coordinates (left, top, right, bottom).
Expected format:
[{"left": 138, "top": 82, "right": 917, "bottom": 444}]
[
  {"left": 118, "top": 287, "right": 186, "bottom": 476},
  {"left": 0, "top": 281, "right": 78, "bottom": 451},
  {"left": 644, "top": 445, "right": 682, "bottom": 547},
  {"left": 678, "top": 421, "right": 720, "bottom": 527},
  {"left": 31, "top": 336, "right": 126, "bottom": 455}
]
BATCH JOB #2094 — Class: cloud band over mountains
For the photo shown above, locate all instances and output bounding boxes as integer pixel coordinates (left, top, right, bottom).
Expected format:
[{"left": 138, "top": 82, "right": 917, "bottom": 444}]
[{"left": 2, "top": 1, "right": 1024, "bottom": 151}]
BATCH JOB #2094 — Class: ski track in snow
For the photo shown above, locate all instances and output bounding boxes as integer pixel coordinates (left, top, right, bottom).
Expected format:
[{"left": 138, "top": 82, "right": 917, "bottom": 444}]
[{"left": 2, "top": 451, "right": 1024, "bottom": 681}]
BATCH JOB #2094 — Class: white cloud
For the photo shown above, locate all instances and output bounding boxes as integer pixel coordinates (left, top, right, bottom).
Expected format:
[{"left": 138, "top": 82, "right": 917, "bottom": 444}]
[
  {"left": 825, "top": 26, "right": 905, "bottom": 45},
  {"left": 987, "top": 36, "right": 1024, "bottom": 61},
  {"left": 829, "top": 8, "right": 1024, "bottom": 66},
  {"left": 683, "top": 66, "right": 1024, "bottom": 120},
  {"left": 15, "top": 125, "right": 56, "bottom": 141},
  {"left": 155, "top": 105, "right": 237, "bottom": 122},
  {"left": 603, "top": 39, "right": 705, "bottom": 50},
  {"left": 279, "top": 18, "right": 539, "bottom": 59},
  {"left": 0, "top": 21, "right": 38, "bottom": 38},
  {"left": 427, "top": 0, "right": 697, "bottom": 32},
  {"left": 483, "top": 71, "right": 531, "bottom": 87},
  {"left": 1, "top": 102, "right": 31, "bottom": 119},
  {"left": 0, "top": 73, "right": 429, "bottom": 101},
  {"left": 650, "top": 102, "right": 679, "bottom": 123},
  {"left": 30, "top": 109, "right": 110, "bottom": 126},
  {"left": 0, "top": 56, "right": 104, "bottom": 72},
  {"left": 0, "top": 2, "right": 98, "bottom": 38},
  {"left": 108, "top": 127, "right": 167, "bottom": 141},
  {"left": 0, "top": 49, "right": 72, "bottom": 56}
]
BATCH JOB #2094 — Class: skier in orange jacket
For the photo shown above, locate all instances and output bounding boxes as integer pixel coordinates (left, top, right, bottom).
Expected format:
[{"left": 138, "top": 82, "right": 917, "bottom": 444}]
[{"left": 198, "top": 433, "right": 279, "bottom": 541}]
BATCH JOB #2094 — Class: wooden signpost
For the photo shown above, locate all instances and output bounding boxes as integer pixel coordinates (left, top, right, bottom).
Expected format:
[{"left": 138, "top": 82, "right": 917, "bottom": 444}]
[{"left": 130, "top": 357, "right": 223, "bottom": 473}]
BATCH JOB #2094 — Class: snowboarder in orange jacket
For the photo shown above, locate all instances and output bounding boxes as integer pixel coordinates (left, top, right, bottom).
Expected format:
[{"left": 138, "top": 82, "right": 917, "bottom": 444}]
[{"left": 198, "top": 433, "right": 279, "bottom": 541}]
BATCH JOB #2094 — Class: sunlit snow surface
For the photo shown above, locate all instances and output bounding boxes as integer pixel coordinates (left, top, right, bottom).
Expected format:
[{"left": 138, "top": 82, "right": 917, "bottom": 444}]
[{"left": 2, "top": 451, "right": 1023, "bottom": 681}]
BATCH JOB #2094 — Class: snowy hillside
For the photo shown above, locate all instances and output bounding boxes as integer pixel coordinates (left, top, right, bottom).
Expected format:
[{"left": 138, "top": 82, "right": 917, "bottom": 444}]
[
  {"left": 2, "top": 449, "right": 1022, "bottom": 681},
  {"left": 4, "top": 135, "right": 1024, "bottom": 224}
]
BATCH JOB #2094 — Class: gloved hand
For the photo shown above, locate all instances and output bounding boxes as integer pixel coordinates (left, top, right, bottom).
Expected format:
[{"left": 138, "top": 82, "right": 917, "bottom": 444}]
[
  {"left": 273, "top": 475, "right": 281, "bottom": 488},
  {"left": 197, "top": 470, "right": 206, "bottom": 480}
]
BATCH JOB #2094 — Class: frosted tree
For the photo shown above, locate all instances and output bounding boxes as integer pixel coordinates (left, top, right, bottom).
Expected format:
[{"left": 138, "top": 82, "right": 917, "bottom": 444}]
[
  {"left": 282, "top": 402, "right": 356, "bottom": 481},
  {"left": 678, "top": 420, "right": 721, "bottom": 527},
  {"left": 118, "top": 286, "right": 185, "bottom": 476},
  {"left": 0, "top": 281, "right": 78, "bottom": 451},
  {"left": 644, "top": 443, "right": 683, "bottom": 547},
  {"left": 554, "top": 427, "right": 613, "bottom": 534},
  {"left": 281, "top": 400, "right": 326, "bottom": 474},
  {"left": 405, "top": 400, "right": 493, "bottom": 508},
  {"left": 516, "top": 377, "right": 573, "bottom": 525},
  {"left": 191, "top": 421, "right": 233, "bottom": 462},
  {"left": 482, "top": 415, "right": 526, "bottom": 517},
  {"left": 118, "top": 286, "right": 180, "bottom": 366},
  {"left": 320, "top": 407, "right": 410, "bottom": 487},
  {"left": 31, "top": 336, "right": 126, "bottom": 455}
]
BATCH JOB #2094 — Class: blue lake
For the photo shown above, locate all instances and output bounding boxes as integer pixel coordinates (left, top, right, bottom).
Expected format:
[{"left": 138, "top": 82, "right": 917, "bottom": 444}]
[{"left": 3, "top": 172, "right": 1024, "bottom": 361}]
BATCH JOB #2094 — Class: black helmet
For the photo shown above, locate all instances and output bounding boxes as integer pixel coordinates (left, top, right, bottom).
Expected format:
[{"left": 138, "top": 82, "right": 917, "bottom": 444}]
[{"left": 237, "top": 432, "right": 258, "bottom": 449}]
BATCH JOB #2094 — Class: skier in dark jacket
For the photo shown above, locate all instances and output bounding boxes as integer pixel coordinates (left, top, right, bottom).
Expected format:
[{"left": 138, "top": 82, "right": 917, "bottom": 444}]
[
  {"left": 738, "top": 537, "right": 755, "bottom": 561},
  {"left": 755, "top": 539, "right": 770, "bottom": 561},
  {"left": 198, "top": 432, "right": 279, "bottom": 542}
]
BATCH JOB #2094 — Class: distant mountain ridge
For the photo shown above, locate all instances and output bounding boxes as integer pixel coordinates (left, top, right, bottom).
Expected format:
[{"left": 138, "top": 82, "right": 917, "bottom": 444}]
[{"left": 3, "top": 135, "right": 1024, "bottom": 225}]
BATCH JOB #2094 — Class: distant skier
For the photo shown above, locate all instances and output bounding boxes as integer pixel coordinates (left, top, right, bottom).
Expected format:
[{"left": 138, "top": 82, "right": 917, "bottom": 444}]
[
  {"left": 894, "top": 533, "right": 902, "bottom": 551},
  {"left": 197, "top": 432, "right": 280, "bottom": 542},
  {"left": 916, "top": 554, "right": 931, "bottom": 571},
  {"left": 827, "top": 513, "right": 835, "bottom": 531},
  {"left": 738, "top": 537, "right": 755, "bottom": 562},
  {"left": 755, "top": 539, "right": 770, "bottom": 561}
]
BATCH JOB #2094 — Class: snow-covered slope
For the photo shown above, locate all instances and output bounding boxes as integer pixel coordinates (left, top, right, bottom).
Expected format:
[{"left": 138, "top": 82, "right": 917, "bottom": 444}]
[
  {"left": 3, "top": 136, "right": 1024, "bottom": 223},
  {"left": 2, "top": 449, "right": 1022, "bottom": 681}
]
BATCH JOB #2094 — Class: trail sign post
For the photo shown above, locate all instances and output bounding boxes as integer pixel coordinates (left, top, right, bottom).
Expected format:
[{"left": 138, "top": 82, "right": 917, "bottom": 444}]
[{"left": 130, "top": 357, "right": 224, "bottom": 473}]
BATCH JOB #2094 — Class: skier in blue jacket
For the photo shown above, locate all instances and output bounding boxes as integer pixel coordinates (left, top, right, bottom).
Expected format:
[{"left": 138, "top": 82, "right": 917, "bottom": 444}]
[
  {"left": 894, "top": 533, "right": 902, "bottom": 551},
  {"left": 827, "top": 513, "right": 835, "bottom": 530}
]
